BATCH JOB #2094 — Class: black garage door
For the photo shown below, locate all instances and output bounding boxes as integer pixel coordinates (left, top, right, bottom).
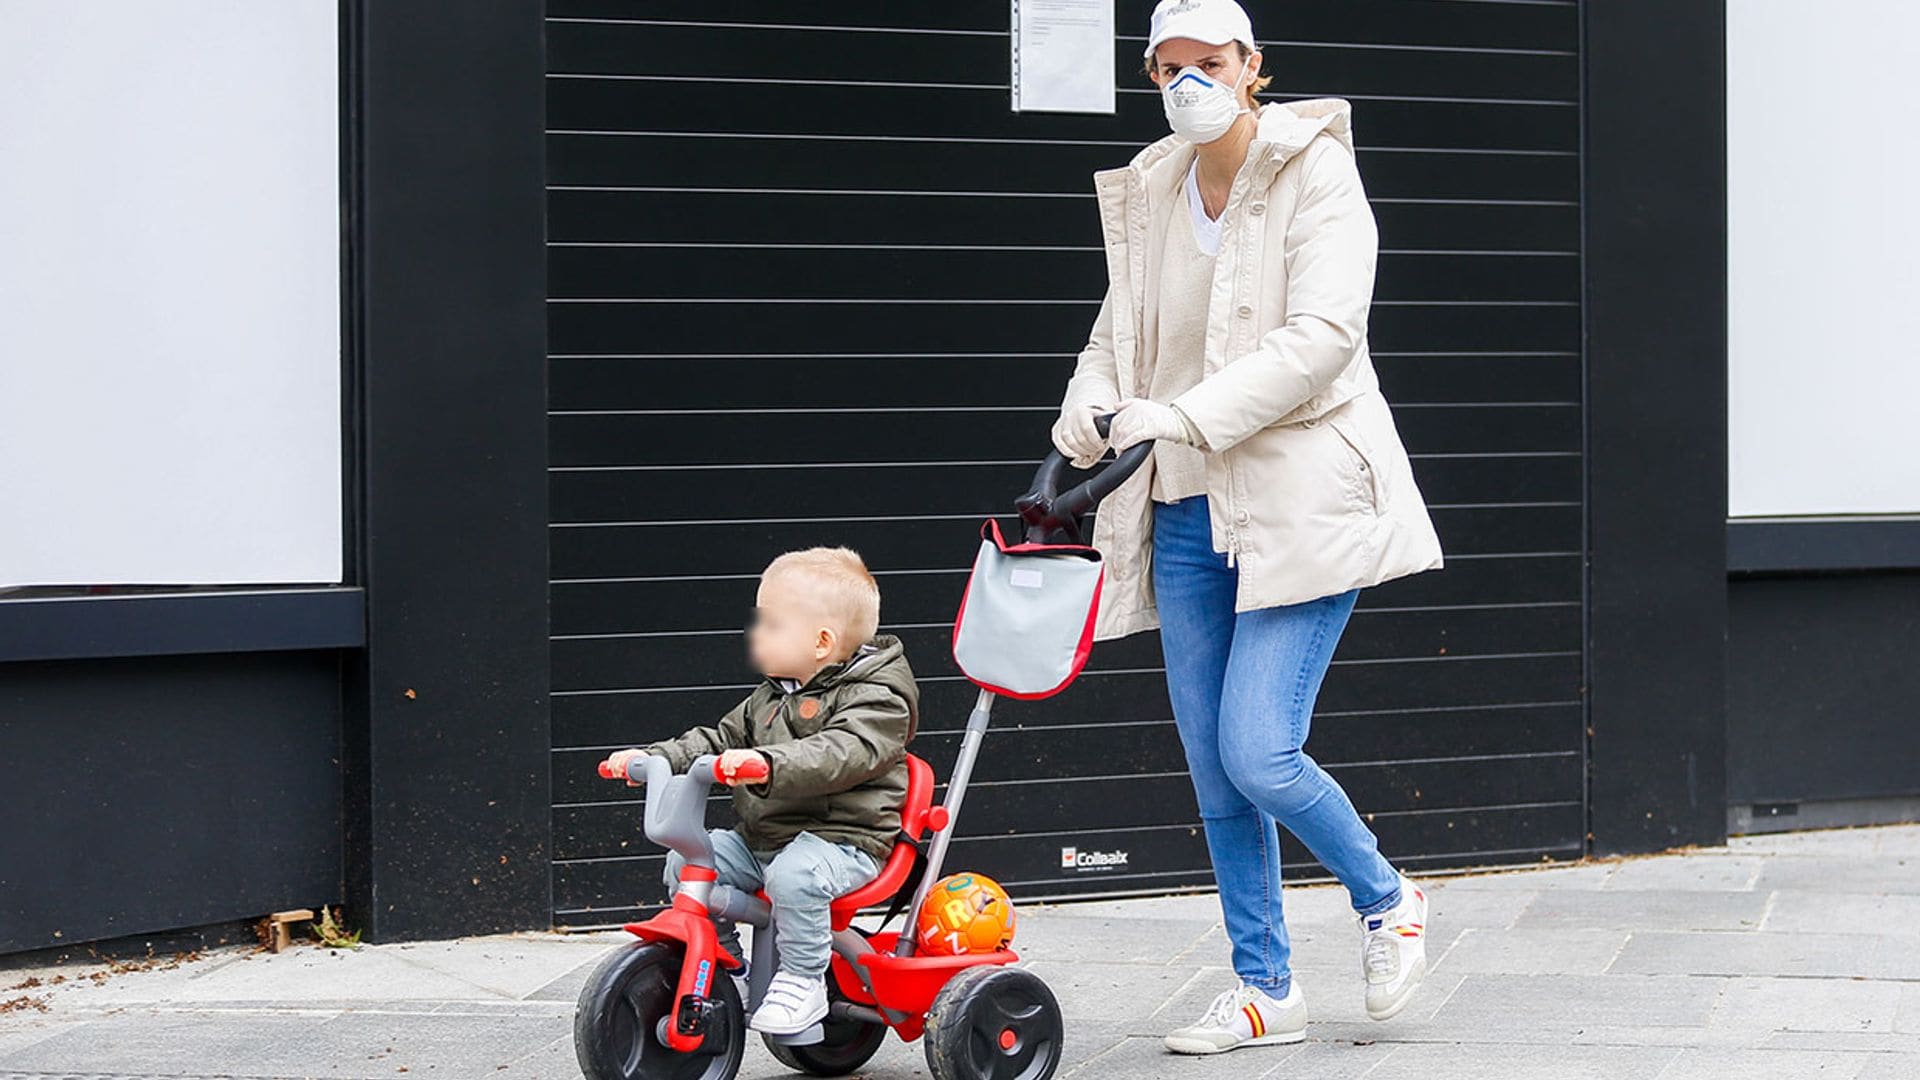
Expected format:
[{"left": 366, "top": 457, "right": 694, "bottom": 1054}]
[{"left": 545, "top": 1, "right": 1585, "bottom": 928}]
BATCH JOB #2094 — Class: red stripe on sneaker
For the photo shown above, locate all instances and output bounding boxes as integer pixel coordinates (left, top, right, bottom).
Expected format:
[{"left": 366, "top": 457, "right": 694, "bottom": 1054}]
[{"left": 1243, "top": 1003, "right": 1265, "bottom": 1038}]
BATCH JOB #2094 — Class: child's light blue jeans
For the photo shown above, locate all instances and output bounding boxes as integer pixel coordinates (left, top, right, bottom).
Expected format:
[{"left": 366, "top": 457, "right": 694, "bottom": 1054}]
[
  {"left": 663, "top": 828, "right": 878, "bottom": 978},
  {"left": 1152, "top": 494, "right": 1403, "bottom": 998}
]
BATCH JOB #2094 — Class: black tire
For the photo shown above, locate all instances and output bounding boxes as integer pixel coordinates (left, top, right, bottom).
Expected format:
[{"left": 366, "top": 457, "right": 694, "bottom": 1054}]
[
  {"left": 923, "top": 966, "right": 1064, "bottom": 1080},
  {"left": 760, "top": 972, "right": 889, "bottom": 1077},
  {"left": 574, "top": 941, "right": 746, "bottom": 1080}
]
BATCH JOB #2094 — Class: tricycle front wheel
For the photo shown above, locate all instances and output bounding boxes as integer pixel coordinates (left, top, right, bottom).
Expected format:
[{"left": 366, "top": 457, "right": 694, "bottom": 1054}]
[
  {"left": 923, "top": 966, "right": 1063, "bottom": 1080},
  {"left": 574, "top": 941, "right": 745, "bottom": 1080}
]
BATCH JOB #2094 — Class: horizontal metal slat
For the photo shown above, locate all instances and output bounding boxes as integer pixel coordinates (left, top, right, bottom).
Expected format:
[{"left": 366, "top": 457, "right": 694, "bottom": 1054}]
[{"left": 546, "top": 81, "right": 1579, "bottom": 151}]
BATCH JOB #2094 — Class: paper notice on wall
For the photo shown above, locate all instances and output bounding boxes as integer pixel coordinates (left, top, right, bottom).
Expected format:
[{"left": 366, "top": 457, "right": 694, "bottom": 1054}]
[{"left": 1011, "top": 0, "right": 1115, "bottom": 114}]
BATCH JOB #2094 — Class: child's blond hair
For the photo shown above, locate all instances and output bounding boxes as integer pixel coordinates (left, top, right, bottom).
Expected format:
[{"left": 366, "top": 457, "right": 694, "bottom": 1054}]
[{"left": 763, "top": 546, "right": 881, "bottom": 658}]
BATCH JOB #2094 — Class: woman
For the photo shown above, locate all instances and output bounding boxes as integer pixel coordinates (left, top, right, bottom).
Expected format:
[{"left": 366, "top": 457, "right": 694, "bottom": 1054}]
[{"left": 1050, "top": 0, "right": 1446, "bottom": 1056}]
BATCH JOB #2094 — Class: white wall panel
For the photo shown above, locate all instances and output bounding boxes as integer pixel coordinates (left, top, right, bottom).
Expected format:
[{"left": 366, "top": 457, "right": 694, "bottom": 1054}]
[{"left": 1, "top": 1, "right": 341, "bottom": 585}]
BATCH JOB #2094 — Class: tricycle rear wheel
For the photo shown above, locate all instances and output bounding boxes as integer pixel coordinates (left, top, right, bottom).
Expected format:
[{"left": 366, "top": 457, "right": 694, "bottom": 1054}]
[
  {"left": 761, "top": 971, "right": 889, "bottom": 1076},
  {"left": 923, "top": 965, "right": 1063, "bottom": 1080},
  {"left": 574, "top": 941, "right": 745, "bottom": 1080}
]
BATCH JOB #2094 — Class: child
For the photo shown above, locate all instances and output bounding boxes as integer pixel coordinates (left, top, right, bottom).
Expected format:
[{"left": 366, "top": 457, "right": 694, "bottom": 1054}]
[{"left": 603, "top": 546, "right": 919, "bottom": 1034}]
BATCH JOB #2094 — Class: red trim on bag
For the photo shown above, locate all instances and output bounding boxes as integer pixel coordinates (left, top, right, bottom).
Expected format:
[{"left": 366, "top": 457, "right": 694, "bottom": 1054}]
[
  {"left": 980, "top": 517, "right": 1102, "bottom": 560},
  {"left": 950, "top": 519, "right": 1105, "bottom": 700}
]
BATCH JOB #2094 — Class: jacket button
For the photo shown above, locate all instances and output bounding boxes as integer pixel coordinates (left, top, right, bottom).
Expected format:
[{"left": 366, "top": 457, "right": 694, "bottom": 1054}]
[
  {"left": 1250, "top": 203, "right": 1266, "bottom": 215},
  {"left": 1235, "top": 509, "right": 1249, "bottom": 524},
  {"left": 1236, "top": 304, "right": 1253, "bottom": 318},
  {"left": 1303, "top": 418, "right": 1319, "bottom": 428}
]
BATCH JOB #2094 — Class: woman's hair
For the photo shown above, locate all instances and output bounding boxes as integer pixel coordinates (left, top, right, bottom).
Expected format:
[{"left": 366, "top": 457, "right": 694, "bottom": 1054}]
[{"left": 1143, "top": 41, "right": 1271, "bottom": 109}]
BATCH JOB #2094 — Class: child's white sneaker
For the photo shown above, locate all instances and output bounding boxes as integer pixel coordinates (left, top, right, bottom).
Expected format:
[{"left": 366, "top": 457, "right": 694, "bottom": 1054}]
[
  {"left": 1361, "top": 873, "right": 1429, "bottom": 1021},
  {"left": 1162, "top": 981, "right": 1306, "bottom": 1054},
  {"left": 748, "top": 971, "right": 828, "bottom": 1034}
]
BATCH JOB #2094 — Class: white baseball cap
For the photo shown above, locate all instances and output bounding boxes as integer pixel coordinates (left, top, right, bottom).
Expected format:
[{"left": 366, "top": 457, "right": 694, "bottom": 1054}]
[{"left": 1143, "top": 0, "right": 1257, "bottom": 60}]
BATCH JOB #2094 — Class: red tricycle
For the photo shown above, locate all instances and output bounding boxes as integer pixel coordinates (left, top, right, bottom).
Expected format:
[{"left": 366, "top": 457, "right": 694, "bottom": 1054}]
[{"left": 573, "top": 418, "right": 1149, "bottom": 1080}]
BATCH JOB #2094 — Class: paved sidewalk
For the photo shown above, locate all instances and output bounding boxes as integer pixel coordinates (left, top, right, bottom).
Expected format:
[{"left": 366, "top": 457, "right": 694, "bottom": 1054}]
[{"left": 3, "top": 826, "right": 1917, "bottom": 1080}]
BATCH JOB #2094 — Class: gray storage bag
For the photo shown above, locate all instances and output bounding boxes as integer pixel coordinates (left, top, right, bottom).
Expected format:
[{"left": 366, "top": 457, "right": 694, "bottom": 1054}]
[{"left": 950, "top": 518, "right": 1105, "bottom": 699}]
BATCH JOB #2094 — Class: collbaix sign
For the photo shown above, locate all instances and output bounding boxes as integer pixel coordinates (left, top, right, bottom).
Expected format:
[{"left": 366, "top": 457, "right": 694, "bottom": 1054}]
[{"left": 1059, "top": 845, "right": 1130, "bottom": 872}]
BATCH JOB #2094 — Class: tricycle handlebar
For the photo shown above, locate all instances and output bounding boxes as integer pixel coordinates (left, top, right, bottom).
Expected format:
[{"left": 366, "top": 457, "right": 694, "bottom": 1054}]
[{"left": 595, "top": 752, "right": 767, "bottom": 786}]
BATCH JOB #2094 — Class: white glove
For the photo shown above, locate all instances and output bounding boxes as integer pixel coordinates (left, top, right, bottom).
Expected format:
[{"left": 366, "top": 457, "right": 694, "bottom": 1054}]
[
  {"left": 1050, "top": 402, "right": 1112, "bottom": 469},
  {"left": 1108, "top": 398, "right": 1195, "bottom": 451}
]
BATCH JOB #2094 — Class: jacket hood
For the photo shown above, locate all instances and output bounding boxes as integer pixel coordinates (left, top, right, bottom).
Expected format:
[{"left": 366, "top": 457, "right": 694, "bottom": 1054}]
[
  {"left": 786, "top": 632, "right": 921, "bottom": 740},
  {"left": 1116, "top": 97, "right": 1356, "bottom": 185}
]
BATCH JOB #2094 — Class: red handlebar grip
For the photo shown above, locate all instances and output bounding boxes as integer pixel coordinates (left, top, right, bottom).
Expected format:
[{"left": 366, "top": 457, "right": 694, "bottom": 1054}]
[
  {"left": 597, "top": 759, "right": 616, "bottom": 780},
  {"left": 714, "top": 756, "right": 770, "bottom": 784}
]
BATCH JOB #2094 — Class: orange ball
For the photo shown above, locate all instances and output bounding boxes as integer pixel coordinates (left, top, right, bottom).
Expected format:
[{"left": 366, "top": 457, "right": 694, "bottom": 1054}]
[{"left": 915, "top": 872, "right": 1016, "bottom": 955}]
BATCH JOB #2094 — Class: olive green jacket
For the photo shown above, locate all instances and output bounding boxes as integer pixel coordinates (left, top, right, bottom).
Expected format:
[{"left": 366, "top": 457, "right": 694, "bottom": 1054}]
[{"left": 642, "top": 634, "right": 920, "bottom": 862}]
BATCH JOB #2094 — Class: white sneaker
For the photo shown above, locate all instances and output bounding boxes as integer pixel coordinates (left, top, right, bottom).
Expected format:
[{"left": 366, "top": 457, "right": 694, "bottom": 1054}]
[
  {"left": 748, "top": 971, "right": 828, "bottom": 1035},
  {"left": 1360, "top": 874, "right": 1428, "bottom": 1021},
  {"left": 1162, "top": 981, "right": 1306, "bottom": 1055}
]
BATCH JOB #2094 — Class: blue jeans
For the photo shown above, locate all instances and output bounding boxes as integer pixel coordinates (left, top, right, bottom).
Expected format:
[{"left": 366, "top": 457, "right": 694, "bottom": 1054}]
[
  {"left": 663, "top": 828, "right": 878, "bottom": 978},
  {"left": 1152, "top": 495, "right": 1401, "bottom": 997}
]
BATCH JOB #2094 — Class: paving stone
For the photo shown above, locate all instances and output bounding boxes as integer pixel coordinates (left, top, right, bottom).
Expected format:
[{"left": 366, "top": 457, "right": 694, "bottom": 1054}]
[
  {"left": 1299, "top": 970, "right": 1468, "bottom": 1027},
  {"left": 1567, "top": 1023, "right": 1757, "bottom": 1049},
  {"left": 1899, "top": 983, "right": 1920, "bottom": 1034},
  {"left": 524, "top": 950, "right": 601, "bottom": 1003},
  {"left": 0, "top": 1009, "right": 562, "bottom": 1078},
  {"left": 0, "top": 1016, "right": 87, "bottom": 1060},
  {"left": 1360, "top": 1040, "right": 1679, "bottom": 1080},
  {"left": 1437, "top": 862, "right": 1619, "bottom": 892},
  {"left": 1752, "top": 855, "right": 1920, "bottom": 895},
  {"left": 1610, "top": 931, "right": 1920, "bottom": 980},
  {"left": 1430, "top": 973, "right": 1719, "bottom": 1037},
  {"left": 1867, "top": 825, "right": 1920, "bottom": 857},
  {"left": 1735, "top": 824, "right": 1920, "bottom": 858},
  {"left": 1655, "top": 1046, "right": 1873, "bottom": 1079},
  {"left": 1016, "top": 958, "right": 1215, "bottom": 1024},
  {"left": 1731, "top": 828, "right": 1894, "bottom": 858},
  {"left": 9, "top": 826, "right": 1920, "bottom": 1079},
  {"left": 1031, "top": 889, "right": 1226, "bottom": 922},
  {"left": 1061, "top": 1032, "right": 1296, "bottom": 1077},
  {"left": 1763, "top": 1029, "right": 1920, "bottom": 1056},
  {"left": 1423, "top": 883, "right": 1540, "bottom": 931},
  {"left": 1604, "top": 855, "right": 1765, "bottom": 892},
  {"left": 1515, "top": 887, "right": 1771, "bottom": 932},
  {"left": 1432, "top": 928, "right": 1632, "bottom": 976},
  {"left": 112, "top": 943, "right": 519, "bottom": 1004},
  {"left": 1710, "top": 975, "right": 1901, "bottom": 1033},
  {"left": 1859, "top": 1050, "right": 1920, "bottom": 1080},
  {"left": 1251, "top": 1038, "right": 1400, "bottom": 1079},
  {"left": 1763, "top": 890, "right": 1920, "bottom": 936},
  {"left": 998, "top": 913, "right": 1219, "bottom": 966}
]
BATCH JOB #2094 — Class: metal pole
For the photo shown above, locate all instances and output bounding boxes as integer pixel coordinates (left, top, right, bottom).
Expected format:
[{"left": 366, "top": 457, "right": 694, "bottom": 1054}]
[{"left": 893, "top": 687, "right": 995, "bottom": 956}]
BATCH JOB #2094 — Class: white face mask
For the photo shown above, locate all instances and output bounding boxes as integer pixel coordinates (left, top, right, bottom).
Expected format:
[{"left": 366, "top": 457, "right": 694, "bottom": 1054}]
[{"left": 1159, "top": 60, "right": 1252, "bottom": 143}]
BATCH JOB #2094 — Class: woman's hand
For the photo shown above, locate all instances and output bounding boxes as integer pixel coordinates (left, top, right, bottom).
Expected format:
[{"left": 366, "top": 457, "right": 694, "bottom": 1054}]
[
  {"left": 1108, "top": 399, "right": 1197, "bottom": 451},
  {"left": 1051, "top": 402, "right": 1112, "bottom": 468}
]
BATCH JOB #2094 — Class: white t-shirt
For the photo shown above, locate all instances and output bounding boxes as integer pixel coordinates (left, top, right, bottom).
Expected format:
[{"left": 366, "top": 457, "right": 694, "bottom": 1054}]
[{"left": 1184, "top": 159, "right": 1223, "bottom": 257}]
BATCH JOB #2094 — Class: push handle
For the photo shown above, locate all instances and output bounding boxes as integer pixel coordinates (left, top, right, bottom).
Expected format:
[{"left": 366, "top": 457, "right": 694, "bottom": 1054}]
[{"left": 1016, "top": 412, "right": 1153, "bottom": 545}]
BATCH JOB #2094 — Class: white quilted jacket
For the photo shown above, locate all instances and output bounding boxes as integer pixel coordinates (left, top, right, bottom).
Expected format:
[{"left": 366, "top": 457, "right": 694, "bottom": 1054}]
[{"left": 1058, "top": 98, "right": 1445, "bottom": 640}]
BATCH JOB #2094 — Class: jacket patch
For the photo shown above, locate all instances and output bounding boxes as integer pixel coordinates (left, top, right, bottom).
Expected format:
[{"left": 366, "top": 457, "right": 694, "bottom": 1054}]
[{"left": 798, "top": 698, "right": 821, "bottom": 720}]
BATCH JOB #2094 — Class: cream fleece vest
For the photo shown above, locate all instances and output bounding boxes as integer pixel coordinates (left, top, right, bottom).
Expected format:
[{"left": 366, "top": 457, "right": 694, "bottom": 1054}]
[{"left": 1148, "top": 176, "right": 1215, "bottom": 504}]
